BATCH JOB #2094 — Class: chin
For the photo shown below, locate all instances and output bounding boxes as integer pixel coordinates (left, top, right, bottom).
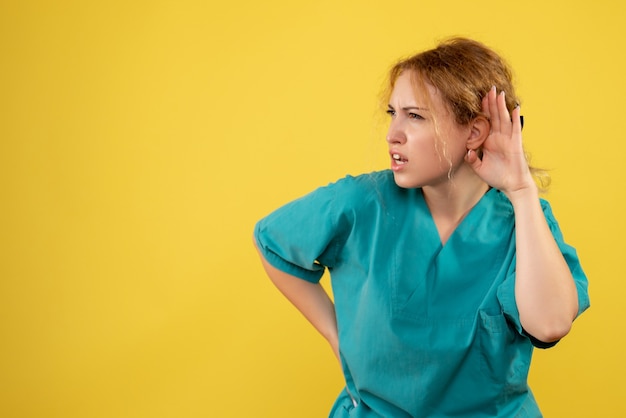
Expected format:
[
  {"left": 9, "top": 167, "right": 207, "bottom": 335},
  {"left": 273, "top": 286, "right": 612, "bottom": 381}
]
[{"left": 392, "top": 173, "right": 421, "bottom": 189}]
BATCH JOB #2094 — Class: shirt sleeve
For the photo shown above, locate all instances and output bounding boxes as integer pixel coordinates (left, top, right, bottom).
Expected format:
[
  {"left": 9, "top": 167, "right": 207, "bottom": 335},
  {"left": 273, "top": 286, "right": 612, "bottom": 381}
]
[
  {"left": 253, "top": 178, "right": 353, "bottom": 284},
  {"left": 496, "top": 199, "right": 590, "bottom": 348}
]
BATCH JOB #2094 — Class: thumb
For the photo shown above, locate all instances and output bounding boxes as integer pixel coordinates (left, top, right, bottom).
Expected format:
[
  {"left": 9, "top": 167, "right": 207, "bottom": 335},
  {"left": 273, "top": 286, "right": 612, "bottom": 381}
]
[{"left": 465, "top": 149, "right": 482, "bottom": 173}]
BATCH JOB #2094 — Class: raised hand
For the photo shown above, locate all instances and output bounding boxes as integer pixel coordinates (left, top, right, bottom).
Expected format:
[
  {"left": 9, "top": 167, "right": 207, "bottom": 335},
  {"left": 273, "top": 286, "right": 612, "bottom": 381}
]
[{"left": 465, "top": 86, "right": 535, "bottom": 196}]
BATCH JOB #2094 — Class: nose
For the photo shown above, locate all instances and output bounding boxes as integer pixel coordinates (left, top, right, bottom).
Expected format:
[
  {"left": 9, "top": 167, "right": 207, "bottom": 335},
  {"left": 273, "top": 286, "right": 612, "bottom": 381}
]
[{"left": 386, "top": 119, "right": 406, "bottom": 144}]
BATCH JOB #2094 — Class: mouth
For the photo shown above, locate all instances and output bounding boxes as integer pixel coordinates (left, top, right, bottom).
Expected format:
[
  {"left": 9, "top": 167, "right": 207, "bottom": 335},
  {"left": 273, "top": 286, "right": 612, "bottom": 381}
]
[{"left": 391, "top": 153, "right": 407, "bottom": 165}]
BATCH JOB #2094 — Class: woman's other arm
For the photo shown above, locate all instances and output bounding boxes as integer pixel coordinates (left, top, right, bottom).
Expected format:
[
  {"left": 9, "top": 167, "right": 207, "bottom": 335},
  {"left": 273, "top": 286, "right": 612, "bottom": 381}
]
[{"left": 255, "top": 243, "right": 340, "bottom": 360}]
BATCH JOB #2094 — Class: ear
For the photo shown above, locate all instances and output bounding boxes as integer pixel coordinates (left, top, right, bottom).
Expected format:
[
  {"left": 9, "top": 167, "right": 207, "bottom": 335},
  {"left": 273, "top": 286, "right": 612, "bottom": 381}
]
[{"left": 466, "top": 115, "right": 490, "bottom": 151}]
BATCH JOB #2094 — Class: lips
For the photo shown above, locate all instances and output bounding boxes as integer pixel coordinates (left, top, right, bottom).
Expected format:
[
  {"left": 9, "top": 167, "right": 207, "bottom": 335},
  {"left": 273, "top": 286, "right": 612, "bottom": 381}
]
[
  {"left": 390, "top": 151, "right": 408, "bottom": 172},
  {"left": 391, "top": 152, "right": 407, "bottom": 164}
]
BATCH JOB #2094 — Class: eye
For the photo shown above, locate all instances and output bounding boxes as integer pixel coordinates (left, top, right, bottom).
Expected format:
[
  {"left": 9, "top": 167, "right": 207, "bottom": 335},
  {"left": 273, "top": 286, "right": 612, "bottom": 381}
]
[
  {"left": 386, "top": 109, "right": 396, "bottom": 117},
  {"left": 408, "top": 112, "right": 424, "bottom": 120}
]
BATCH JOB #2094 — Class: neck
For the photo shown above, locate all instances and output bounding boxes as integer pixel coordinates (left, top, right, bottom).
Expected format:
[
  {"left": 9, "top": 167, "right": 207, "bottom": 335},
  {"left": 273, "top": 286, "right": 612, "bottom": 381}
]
[{"left": 422, "top": 169, "right": 490, "bottom": 244}]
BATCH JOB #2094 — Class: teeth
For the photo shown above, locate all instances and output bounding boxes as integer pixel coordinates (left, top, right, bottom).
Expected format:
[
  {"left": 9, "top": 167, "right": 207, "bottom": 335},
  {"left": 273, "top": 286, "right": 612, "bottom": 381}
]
[{"left": 392, "top": 154, "right": 406, "bottom": 164}]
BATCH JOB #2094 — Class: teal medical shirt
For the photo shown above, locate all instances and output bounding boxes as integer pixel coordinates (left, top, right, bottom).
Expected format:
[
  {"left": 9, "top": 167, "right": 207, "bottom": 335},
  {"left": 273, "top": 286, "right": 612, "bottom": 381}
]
[{"left": 254, "top": 171, "right": 590, "bottom": 418}]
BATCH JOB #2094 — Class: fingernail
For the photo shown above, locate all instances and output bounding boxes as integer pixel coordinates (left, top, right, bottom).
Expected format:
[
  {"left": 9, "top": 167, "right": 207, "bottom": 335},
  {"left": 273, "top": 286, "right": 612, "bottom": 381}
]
[{"left": 500, "top": 90, "right": 505, "bottom": 97}]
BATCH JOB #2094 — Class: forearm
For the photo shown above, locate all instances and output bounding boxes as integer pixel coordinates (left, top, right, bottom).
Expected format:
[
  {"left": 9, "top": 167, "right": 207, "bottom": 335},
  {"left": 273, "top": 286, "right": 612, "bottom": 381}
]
[
  {"left": 507, "top": 186, "right": 579, "bottom": 342},
  {"left": 255, "top": 246, "right": 339, "bottom": 359}
]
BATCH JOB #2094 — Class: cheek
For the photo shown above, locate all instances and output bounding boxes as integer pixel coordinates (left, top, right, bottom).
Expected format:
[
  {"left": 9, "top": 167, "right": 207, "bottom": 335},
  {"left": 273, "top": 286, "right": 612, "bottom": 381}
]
[
  {"left": 441, "top": 127, "right": 470, "bottom": 156},
  {"left": 426, "top": 137, "right": 467, "bottom": 170}
]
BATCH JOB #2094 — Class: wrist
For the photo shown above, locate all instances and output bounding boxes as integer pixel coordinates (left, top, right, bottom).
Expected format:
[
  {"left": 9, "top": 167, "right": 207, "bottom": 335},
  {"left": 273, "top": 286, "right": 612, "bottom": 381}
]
[
  {"left": 327, "top": 332, "right": 340, "bottom": 360},
  {"left": 504, "top": 182, "right": 539, "bottom": 206},
  {"left": 326, "top": 329, "right": 339, "bottom": 347}
]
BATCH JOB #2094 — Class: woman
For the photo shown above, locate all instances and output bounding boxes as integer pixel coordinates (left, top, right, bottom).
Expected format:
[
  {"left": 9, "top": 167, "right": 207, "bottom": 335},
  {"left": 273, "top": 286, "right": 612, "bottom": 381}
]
[{"left": 254, "top": 37, "right": 589, "bottom": 417}]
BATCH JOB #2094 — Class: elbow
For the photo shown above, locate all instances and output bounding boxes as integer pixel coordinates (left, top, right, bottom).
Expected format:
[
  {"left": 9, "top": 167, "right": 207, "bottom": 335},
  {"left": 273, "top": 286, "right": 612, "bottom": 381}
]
[
  {"left": 524, "top": 313, "right": 575, "bottom": 344},
  {"left": 519, "top": 292, "right": 580, "bottom": 344},
  {"left": 521, "top": 304, "right": 578, "bottom": 343},
  {"left": 531, "top": 320, "right": 573, "bottom": 343}
]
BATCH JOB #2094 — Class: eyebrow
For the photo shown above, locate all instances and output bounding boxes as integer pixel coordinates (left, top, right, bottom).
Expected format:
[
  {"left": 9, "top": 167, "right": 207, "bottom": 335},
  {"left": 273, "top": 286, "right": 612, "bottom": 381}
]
[{"left": 387, "top": 104, "right": 429, "bottom": 111}]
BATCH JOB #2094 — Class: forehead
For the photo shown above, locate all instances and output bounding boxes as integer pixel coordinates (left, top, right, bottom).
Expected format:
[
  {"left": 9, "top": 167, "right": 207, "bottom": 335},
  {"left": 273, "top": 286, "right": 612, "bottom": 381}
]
[{"left": 390, "top": 71, "right": 444, "bottom": 109}]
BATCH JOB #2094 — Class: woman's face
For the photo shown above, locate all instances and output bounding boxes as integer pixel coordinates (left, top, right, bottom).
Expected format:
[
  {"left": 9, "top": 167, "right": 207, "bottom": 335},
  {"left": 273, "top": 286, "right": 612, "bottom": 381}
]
[{"left": 386, "top": 71, "right": 470, "bottom": 189}]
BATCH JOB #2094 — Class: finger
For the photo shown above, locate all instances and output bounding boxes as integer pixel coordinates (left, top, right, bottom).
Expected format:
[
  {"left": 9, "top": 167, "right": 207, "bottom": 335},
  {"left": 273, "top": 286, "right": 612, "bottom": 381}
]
[
  {"left": 465, "top": 148, "right": 482, "bottom": 173},
  {"left": 481, "top": 92, "right": 491, "bottom": 119},
  {"left": 488, "top": 86, "right": 500, "bottom": 133},
  {"left": 497, "top": 90, "right": 512, "bottom": 136},
  {"left": 511, "top": 105, "right": 522, "bottom": 134}
]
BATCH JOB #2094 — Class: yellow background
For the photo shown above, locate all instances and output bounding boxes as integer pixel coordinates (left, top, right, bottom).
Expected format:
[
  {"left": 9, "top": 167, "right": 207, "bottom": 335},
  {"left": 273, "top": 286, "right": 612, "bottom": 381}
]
[{"left": 1, "top": 1, "right": 623, "bottom": 417}]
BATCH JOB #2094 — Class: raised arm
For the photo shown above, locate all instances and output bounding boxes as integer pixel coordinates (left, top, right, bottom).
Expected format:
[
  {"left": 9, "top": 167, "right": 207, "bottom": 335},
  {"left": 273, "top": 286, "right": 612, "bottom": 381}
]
[
  {"left": 466, "top": 87, "right": 579, "bottom": 342},
  {"left": 507, "top": 187, "right": 579, "bottom": 342},
  {"left": 255, "top": 242, "right": 340, "bottom": 360}
]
